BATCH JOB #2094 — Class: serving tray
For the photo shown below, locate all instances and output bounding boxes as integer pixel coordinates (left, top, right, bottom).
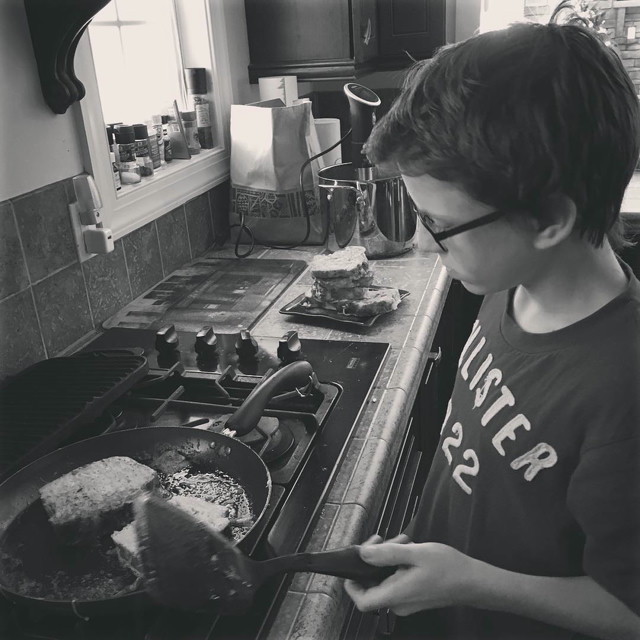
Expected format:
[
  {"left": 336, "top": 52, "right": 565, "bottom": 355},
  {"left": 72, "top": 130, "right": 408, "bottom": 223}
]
[{"left": 280, "top": 287, "right": 410, "bottom": 327}]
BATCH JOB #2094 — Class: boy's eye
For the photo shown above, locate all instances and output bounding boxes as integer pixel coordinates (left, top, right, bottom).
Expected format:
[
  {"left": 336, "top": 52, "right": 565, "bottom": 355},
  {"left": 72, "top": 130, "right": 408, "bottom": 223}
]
[
  {"left": 419, "top": 211, "right": 446, "bottom": 232},
  {"left": 430, "top": 219, "right": 446, "bottom": 232}
]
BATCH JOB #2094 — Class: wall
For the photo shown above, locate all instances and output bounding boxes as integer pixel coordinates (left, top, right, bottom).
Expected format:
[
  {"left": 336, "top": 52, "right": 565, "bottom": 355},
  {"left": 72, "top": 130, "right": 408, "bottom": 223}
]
[
  {"left": 0, "top": 0, "right": 85, "bottom": 201},
  {"left": 455, "top": 0, "right": 482, "bottom": 40},
  {"left": 0, "top": 0, "right": 244, "bottom": 381},
  {"left": 0, "top": 177, "right": 229, "bottom": 381},
  {"left": 613, "top": 4, "right": 640, "bottom": 94},
  {"left": 517, "top": 1, "right": 640, "bottom": 95},
  {"left": 0, "top": 0, "right": 254, "bottom": 202},
  {"left": 0, "top": 0, "right": 482, "bottom": 382}
]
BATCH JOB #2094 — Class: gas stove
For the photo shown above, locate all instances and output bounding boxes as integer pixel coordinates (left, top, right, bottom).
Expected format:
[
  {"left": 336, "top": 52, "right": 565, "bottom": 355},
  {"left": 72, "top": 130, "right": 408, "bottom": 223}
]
[{"left": 0, "top": 325, "right": 389, "bottom": 640}]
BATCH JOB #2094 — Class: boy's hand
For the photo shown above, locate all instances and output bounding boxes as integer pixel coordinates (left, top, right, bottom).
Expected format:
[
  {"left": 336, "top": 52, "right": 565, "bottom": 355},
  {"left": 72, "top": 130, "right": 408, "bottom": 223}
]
[{"left": 344, "top": 540, "right": 473, "bottom": 616}]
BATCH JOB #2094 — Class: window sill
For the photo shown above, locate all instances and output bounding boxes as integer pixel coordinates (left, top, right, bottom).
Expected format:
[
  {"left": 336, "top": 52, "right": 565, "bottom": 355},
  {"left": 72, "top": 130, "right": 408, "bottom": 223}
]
[{"left": 109, "top": 148, "right": 229, "bottom": 240}]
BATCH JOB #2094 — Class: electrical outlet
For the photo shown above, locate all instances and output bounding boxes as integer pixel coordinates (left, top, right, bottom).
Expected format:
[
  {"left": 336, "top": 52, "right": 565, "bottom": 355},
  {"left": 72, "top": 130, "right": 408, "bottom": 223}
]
[
  {"left": 628, "top": 26, "right": 636, "bottom": 41},
  {"left": 68, "top": 202, "right": 96, "bottom": 263}
]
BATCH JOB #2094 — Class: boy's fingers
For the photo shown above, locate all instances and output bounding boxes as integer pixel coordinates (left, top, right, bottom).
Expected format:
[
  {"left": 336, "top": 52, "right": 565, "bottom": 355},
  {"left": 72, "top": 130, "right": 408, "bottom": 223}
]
[
  {"left": 386, "top": 533, "right": 411, "bottom": 544},
  {"left": 361, "top": 534, "right": 383, "bottom": 546},
  {"left": 358, "top": 542, "right": 413, "bottom": 567},
  {"left": 343, "top": 578, "right": 365, "bottom": 600},
  {"left": 344, "top": 578, "right": 400, "bottom": 613}
]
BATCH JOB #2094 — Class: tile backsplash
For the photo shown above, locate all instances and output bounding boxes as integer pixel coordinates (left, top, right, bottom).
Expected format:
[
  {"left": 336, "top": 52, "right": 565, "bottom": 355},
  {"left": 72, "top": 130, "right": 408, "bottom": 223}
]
[{"left": 0, "top": 178, "right": 230, "bottom": 381}]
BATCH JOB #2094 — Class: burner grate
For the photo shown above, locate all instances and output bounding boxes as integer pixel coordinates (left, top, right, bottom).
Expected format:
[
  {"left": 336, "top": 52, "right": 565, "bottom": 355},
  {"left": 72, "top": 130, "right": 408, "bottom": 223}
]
[{"left": 0, "top": 350, "right": 148, "bottom": 480}]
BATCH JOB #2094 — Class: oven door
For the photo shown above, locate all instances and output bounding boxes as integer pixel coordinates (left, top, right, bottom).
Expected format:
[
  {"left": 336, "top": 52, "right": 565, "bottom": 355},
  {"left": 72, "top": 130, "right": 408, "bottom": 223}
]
[{"left": 341, "top": 349, "right": 442, "bottom": 640}]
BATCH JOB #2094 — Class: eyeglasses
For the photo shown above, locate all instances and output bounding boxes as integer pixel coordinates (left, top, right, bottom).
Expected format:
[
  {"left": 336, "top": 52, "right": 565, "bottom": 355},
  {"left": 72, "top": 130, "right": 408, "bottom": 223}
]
[{"left": 416, "top": 207, "right": 506, "bottom": 252}]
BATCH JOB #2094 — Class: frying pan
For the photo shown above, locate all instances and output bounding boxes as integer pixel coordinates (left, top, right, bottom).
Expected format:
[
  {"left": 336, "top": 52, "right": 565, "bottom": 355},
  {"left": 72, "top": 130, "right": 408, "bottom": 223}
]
[{"left": 0, "top": 427, "right": 271, "bottom": 618}]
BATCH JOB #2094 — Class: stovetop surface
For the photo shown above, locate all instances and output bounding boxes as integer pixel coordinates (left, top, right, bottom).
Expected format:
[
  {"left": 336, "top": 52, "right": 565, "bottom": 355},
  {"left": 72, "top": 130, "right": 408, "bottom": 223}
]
[{"left": 0, "top": 327, "right": 389, "bottom": 640}]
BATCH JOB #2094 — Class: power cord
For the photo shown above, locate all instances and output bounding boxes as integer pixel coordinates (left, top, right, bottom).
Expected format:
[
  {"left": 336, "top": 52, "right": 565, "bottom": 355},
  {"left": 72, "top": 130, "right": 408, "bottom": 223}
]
[{"left": 230, "top": 129, "right": 352, "bottom": 258}]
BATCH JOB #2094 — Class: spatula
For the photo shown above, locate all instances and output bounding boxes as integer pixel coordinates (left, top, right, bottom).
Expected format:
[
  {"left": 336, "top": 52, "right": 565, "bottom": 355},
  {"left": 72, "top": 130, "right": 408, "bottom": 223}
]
[{"left": 133, "top": 493, "right": 394, "bottom": 613}]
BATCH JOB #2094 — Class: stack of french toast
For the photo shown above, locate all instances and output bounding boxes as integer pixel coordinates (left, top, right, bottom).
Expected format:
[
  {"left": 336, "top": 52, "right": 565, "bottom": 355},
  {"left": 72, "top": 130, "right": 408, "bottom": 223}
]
[{"left": 305, "top": 246, "right": 401, "bottom": 317}]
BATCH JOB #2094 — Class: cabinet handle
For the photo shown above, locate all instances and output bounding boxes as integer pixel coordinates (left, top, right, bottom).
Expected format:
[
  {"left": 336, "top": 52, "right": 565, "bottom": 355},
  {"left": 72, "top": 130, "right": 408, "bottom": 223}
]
[
  {"left": 428, "top": 347, "right": 442, "bottom": 365},
  {"left": 362, "top": 18, "right": 373, "bottom": 45}
]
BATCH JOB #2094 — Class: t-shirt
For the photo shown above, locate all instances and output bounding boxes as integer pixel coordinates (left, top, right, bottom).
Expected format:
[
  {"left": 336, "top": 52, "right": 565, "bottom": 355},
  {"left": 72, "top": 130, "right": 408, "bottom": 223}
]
[{"left": 403, "top": 262, "right": 640, "bottom": 640}]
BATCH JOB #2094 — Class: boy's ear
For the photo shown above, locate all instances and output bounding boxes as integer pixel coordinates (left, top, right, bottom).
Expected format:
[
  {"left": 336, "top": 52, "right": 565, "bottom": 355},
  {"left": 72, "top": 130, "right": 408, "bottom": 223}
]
[{"left": 531, "top": 195, "right": 577, "bottom": 249}]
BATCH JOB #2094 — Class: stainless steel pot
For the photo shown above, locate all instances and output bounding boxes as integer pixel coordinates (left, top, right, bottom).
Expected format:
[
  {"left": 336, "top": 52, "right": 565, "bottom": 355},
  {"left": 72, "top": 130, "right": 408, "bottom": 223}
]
[{"left": 318, "top": 163, "right": 416, "bottom": 258}]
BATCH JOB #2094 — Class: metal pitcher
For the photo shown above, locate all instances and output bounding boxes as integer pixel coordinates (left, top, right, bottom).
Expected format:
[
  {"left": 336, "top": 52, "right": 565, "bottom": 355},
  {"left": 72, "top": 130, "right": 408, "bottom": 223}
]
[{"left": 318, "top": 162, "right": 417, "bottom": 258}]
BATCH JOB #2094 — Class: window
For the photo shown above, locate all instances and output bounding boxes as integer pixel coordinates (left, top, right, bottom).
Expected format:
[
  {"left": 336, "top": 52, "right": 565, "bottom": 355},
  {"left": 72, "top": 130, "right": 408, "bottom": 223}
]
[
  {"left": 480, "top": 1, "right": 562, "bottom": 32},
  {"left": 75, "top": 0, "right": 234, "bottom": 240},
  {"left": 89, "top": 0, "right": 186, "bottom": 125}
]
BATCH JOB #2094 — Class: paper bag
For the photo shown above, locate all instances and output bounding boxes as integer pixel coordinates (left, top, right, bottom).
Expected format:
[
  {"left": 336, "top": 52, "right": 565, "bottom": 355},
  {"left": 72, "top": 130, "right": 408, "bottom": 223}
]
[{"left": 229, "top": 100, "right": 326, "bottom": 246}]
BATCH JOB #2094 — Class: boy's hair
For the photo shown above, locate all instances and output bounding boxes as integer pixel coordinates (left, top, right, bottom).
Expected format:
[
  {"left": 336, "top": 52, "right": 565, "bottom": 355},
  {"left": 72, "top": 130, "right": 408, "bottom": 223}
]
[{"left": 366, "top": 22, "right": 640, "bottom": 248}]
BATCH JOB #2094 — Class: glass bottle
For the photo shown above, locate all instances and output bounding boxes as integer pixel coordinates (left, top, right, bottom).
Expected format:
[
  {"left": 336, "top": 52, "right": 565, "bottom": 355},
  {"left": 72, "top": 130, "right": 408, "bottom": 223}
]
[
  {"left": 161, "top": 115, "right": 173, "bottom": 162},
  {"left": 150, "top": 114, "right": 165, "bottom": 166},
  {"left": 185, "top": 67, "right": 214, "bottom": 149},
  {"left": 115, "top": 125, "right": 142, "bottom": 185},
  {"left": 180, "top": 110, "right": 201, "bottom": 155},
  {"left": 133, "top": 124, "right": 154, "bottom": 177},
  {"left": 105, "top": 127, "right": 121, "bottom": 191}
]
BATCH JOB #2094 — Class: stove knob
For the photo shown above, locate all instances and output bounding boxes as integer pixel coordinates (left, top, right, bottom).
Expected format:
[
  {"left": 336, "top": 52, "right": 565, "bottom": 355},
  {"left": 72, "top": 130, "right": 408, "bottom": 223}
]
[
  {"left": 277, "top": 330, "right": 302, "bottom": 363},
  {"left": 195, "top": 325, "right": 217, "bottom": 358},
  {"left": 236, "top": 329, "right": 259, "bottom": 361},
  {"left": 155, "top": 325, "right": 179, "bottom": 352}
]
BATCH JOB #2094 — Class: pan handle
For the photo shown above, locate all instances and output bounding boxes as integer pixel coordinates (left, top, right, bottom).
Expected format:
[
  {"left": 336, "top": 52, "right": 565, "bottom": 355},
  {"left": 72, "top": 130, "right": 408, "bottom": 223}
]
[{"left": 225, "top": 360, "right": 313, "bottom": 436}]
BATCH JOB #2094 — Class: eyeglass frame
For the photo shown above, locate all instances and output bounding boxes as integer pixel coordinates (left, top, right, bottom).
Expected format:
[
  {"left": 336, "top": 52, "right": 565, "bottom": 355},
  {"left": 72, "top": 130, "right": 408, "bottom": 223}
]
[{"left": 416, "top": 207, "right": 506, "bottom": 251}]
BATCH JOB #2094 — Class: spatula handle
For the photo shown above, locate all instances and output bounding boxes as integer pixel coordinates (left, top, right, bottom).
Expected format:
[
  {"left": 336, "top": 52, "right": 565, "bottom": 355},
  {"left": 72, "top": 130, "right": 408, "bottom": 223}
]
[{"left": 262, "top": 546, "right": 395, "bottom": 586}]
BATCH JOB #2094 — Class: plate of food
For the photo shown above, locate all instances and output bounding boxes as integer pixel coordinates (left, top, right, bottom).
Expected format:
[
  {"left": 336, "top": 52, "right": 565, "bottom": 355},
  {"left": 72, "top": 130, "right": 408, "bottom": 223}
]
[{"left": 280, "top": 246, "right": 410, "bottom": 327}]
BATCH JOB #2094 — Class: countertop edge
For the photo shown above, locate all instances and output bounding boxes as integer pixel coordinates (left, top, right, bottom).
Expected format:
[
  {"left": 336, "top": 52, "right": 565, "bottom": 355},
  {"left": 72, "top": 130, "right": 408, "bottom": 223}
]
[{"left": 265, "top": 258, "right": 450, "bottom": 640}]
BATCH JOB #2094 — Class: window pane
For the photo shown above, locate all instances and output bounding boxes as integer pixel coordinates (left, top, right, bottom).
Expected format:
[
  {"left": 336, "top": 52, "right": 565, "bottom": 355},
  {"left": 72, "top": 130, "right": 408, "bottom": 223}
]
[
  {"left": 115, "top": 0, "right": 164, "bottom": 22},
  {"left": 479, "top": 0, "right": 564, "bottom": 32},
  {"left": 94, "top": 2, "right": 117, "bottom": 21},
  {"left": 89, "top": 0, "right": 185, "bottom": 124},
  {"left": 88, "top": 26, "right": 128, "bottom": 123}
]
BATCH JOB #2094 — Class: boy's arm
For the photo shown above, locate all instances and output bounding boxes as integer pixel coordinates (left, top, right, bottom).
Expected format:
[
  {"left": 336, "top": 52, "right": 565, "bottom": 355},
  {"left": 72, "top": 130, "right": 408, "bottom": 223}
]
[
  {"left": 470, "top": 555, "right": 640, "bottom": 640},
  {"left": 344, "top": 542, "right": 640, "bottom": 640}
]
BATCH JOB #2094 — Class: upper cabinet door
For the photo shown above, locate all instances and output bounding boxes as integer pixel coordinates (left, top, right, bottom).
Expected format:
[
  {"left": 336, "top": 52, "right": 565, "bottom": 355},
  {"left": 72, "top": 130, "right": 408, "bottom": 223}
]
[
  {"left": 245, "top": 0, "right": 354, "bottom": 82},
  {"left": 377, "top": 0, "right": 447, "bottom": 66},
  {"left": 352, "top": 0, "right": 379, "bottom": 65},
  {"left": 244, "top": 0, "right": 449, "bottom": 82}
]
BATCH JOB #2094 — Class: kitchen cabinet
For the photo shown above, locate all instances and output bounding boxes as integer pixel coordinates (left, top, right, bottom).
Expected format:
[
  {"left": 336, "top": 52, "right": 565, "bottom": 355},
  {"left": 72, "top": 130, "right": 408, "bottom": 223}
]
[
  {"left": 244, "top": 0, "right": 454, "bottom": 83},
  {"left": 377, "top": 0, "right": 450, "bottom": 70}
]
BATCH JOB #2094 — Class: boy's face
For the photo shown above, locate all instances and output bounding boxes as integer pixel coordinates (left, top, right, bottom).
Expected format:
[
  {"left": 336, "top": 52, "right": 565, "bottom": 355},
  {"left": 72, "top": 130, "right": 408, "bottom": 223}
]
[{"left": 403, "top": 173, "right": 543, "bottom": 295}]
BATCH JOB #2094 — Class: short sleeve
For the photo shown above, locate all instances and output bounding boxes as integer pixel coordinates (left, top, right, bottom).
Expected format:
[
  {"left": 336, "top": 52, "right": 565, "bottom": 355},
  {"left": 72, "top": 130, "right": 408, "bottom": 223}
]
[{"left": 567, "top": 436, "right": 640, "bottom": 615}]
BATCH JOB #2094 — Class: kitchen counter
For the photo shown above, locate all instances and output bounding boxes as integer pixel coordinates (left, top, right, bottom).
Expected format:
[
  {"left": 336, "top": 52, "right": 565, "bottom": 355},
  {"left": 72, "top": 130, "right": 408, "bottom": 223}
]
[{"left": 207, "top": 241, "right": 449, "bottom": 640}]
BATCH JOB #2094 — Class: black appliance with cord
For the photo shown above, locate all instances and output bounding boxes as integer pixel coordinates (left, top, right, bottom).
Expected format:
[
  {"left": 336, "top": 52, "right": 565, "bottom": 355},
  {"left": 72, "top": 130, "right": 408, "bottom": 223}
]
[
  {"left": 318, "top": 84, "right": 417, "bottom": 258},
  {"left": 0, "top": 325, "right": 390, "bottom": 640}
]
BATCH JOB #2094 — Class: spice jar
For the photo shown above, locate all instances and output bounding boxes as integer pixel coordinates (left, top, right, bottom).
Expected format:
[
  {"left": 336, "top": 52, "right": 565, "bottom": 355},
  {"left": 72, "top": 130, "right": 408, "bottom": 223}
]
[
  {"left": 105, "top": 127, "right": 122, "bottom": 191},
  {"left": 115, "top": 125, "right": 142, "bottom": 185},
  {"left": 161, "top": 115, "right": 173, "bottom": 162},
  {"left": 185, "top": 67, "right": 214, "bottom": 149},
  {"left": 133, "top": 124, "right": 155, "bottom": 177},
  {"left": 180, "top": 110, "right": 201, "bottom": 155},
  {"left": 150, "top": 114, "right": 165, "bottom": 166}
]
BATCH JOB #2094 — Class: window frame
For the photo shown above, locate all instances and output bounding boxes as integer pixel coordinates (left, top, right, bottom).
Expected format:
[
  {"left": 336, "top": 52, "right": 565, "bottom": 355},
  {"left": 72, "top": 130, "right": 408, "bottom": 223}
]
[{"left": 75, "top": 0, "right": 234, "bottom": 240}]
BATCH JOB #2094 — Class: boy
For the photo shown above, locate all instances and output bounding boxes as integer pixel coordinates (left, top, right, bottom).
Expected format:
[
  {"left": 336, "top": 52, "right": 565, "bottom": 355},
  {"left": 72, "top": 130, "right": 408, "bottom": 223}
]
[{"left": 344, "top": 22, "right": 640, "bottom": 640}]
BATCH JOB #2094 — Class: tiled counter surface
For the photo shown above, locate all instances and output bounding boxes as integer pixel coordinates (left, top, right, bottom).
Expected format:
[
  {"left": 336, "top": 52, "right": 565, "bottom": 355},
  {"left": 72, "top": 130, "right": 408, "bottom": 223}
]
[{"left": 211, "top": 244, "right": 449, "bottom": 640}]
